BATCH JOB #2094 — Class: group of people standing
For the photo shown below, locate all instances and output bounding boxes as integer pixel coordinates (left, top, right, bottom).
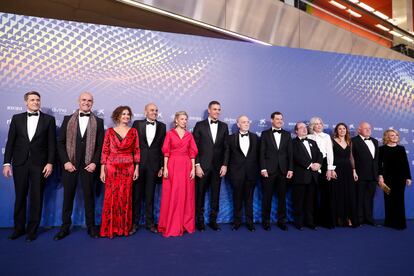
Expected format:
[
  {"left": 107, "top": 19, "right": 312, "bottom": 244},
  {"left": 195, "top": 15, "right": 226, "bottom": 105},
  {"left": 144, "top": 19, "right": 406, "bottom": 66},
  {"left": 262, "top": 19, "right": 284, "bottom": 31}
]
[{"left": 3, "top": 91, "right": 412, "bottom": 242}]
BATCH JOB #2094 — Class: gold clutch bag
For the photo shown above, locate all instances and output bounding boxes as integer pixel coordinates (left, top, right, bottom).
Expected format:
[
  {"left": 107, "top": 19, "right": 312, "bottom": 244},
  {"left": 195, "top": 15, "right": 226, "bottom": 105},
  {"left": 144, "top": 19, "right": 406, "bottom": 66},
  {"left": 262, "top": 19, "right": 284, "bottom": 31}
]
[{"left": 381, "top": 183, "right": 391, "bottom": 195}]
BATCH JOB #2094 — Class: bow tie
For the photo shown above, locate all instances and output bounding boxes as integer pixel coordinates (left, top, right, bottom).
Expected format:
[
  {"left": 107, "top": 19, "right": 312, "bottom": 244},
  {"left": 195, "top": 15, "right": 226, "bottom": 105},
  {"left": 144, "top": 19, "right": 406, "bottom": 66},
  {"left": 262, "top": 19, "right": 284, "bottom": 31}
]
[
  {"left": 80, "top": 112, "right": 90, "bottom": 117},
  {"left": 240, "top": 133, "right": 248, "bottom": 137},
  {"left": 146, "top": 121, "right": 155, "bottom": 125},
  {"left": 272, "top": 129, "right": 281, "bottom": 134},
  {"left": 210, "top": 120, "right": 218, "bottom": 124},
  {"left": 364, "top": 137, "right": 371, "bottom": 141},
  {"left": 300, "top": 137, "right": 308, "bottom": 142},
  {"left": 27, "top": 112, "right": 39, "bottom": 117}
]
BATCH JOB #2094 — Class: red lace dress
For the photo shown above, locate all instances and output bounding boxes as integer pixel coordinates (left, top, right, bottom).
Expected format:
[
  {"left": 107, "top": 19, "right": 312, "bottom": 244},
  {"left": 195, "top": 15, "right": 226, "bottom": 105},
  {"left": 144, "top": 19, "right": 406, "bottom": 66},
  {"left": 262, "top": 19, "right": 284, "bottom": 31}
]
[
  {"left": 158, "top": 129, "right": 198, "bottom": 237},
  {"left": 100, "top": 127, "right": 140, "bottom": 238}
]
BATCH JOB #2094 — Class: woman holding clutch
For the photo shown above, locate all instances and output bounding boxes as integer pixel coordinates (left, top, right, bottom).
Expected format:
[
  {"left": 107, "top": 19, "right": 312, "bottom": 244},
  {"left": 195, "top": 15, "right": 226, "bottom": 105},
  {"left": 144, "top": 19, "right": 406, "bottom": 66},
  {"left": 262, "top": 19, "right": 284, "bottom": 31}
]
[{"left": 378, "top": 129, "right": 411, "bottom": 230}]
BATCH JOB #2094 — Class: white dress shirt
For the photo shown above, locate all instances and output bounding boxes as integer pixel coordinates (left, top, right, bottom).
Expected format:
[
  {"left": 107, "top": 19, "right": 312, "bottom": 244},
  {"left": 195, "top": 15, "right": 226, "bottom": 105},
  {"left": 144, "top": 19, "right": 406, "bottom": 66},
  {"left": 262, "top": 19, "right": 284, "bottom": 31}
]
[
  {"left": 239, "top": 132, "right": 250, "bottom": 157},
  {"left": 360, "top": 135, "right": 375, "bottom": 158},
  {"left": 27, "top": 110, "right": 40, "bottom": 141},
  {"left": 308, "top": 132, "right": 335, "bottom": 170},
  {"left": 272, "top": 128, "right": 282, "bottom": 148},
  {"left": 146, "top": 120, "right": 156, "bottom": 147},
  {"left": 208, "top": 118, "right": 218, "bottom": 143},
  {"left": 78, "top": 111, "right": 90, "bottom": 137}
]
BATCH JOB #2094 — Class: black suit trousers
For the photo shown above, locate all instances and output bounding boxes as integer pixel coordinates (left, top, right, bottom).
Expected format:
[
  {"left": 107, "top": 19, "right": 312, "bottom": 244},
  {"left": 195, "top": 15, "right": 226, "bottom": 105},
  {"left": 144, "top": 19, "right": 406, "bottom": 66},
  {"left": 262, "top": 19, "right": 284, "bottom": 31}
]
[
  {"left": 196, "top": 168, "right": 221, "bottom": 223},
  {"left": 292, "top": 181, "right": 316, "bottom": 227},
  {"left": 357, "top": 180, "right": 377, "bottom": 224},
  {"left": 61, "top": 168, "right": 96, "bottom": 230},
  {"left": 12, "top": 159, "right": 46, "bottom": 235},
  {"left": 231, "top": 175, "right": 255, "bottom": 225},
  {"left": 261, "top": 173, "right": 287, "bottom": 223},
  {"left": 133, "top": 166, "right": 159, "bottom": 226}
]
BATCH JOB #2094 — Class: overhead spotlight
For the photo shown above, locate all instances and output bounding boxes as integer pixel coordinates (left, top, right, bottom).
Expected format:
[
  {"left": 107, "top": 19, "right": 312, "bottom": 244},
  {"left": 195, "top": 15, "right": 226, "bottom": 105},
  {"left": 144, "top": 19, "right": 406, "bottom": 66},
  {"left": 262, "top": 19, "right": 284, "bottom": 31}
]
[
  {"left": 357, "top": 2, "right": 375, "bottom": 12},
  {"left": 346, "top": 9, "right": 362, "bottom": 18},
  {"left": 375, "top": 24, "right": 390, "bottom": 32},
  {"left": 389, "top": 30, "right": 403, "bottom": 37},
  {"left": 348, "top": 0, "right": 359, "bottom": 3},
  {"left": 387, "top": 18, "right": 398, "bottom": 25},
  {"left": 373, "top": 11, "right": 389, "bottom": 20},
  {"left": 329, "top": 0, "right": 347, "bottom": 10},
  {"left": 401, "top": 36, "right": 414, "bottom": 43}
]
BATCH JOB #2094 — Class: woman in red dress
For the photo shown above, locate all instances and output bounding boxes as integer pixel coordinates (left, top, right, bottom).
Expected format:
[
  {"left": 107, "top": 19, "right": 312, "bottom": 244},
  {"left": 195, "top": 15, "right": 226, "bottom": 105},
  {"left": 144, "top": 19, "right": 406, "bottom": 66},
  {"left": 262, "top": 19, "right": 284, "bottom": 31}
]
[
  {"left": 158, "top": 111, "right": 198, "bottom": 237},
  {"left": 100, "top": 106, "right": 140, "bottom": 238}
]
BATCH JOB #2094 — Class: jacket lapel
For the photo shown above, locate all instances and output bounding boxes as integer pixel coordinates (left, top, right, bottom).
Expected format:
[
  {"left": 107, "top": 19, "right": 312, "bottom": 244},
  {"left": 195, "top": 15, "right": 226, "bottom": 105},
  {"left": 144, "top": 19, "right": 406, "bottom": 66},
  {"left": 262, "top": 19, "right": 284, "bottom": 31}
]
[
  {"left": 206, "top": 120, "right": 214, "bottom": 144},
  {"left": 270, "top": 130, "right": 278, "bottom": 150},
  {"left": 141, "top": 120, "right": 149, "bottom": 147},
  {"left": 31, "top": 112, "right": 44, "bottom": 142},
  {"left": 21, "top": 113, "right": 29, "bottom": 141}
]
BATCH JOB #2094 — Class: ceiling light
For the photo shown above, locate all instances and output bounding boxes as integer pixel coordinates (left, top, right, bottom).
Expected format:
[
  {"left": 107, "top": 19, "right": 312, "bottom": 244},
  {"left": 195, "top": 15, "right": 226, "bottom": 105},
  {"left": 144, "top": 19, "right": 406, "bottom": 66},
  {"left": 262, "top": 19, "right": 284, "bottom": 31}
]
[
  {"left": 387, "top": 18, "right": 398, "bottom": 25},
  {"left": 375, "top": 24, "right": 390, "bottom": 31},
  {"left": 373, "top": 11, "right": 389, "bottom": 20},
  {"left": 348, "top": 0, "right": 359, "bottom": 3},
  {"left": 329, "top": 0, "right": 347, "bottom": 9},
  {"left": 401, "top": 36, "right": 414, "bottom": 42},
  {"left": 389, "top": 30, "right": 403, "bottom": 37},
  {"left": 115, "top": 0, "right": 272, "bottom": 46},
  {"left": 357, "top": 2, "right": 375, "bottom": 12},
  {"left": 347, "top": 9, "right": 362, "bottom": 18}
]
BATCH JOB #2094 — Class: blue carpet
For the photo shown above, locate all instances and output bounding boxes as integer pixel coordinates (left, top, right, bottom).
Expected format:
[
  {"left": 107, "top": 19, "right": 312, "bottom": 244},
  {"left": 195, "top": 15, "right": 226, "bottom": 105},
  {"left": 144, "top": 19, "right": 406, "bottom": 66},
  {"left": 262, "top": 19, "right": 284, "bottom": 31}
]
[{"left": 0, "top": 222, "right": 412, "bottom": 276}]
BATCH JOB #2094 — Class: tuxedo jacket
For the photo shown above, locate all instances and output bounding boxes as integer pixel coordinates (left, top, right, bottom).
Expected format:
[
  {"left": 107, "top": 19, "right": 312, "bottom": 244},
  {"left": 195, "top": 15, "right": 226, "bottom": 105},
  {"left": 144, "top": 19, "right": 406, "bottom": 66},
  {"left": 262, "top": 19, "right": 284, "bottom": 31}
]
[
  {"left": 224, "top": 132, "right": 259, "bottom": 182},
  {"left": 351, "top": 135, "right": 379, "bottom": 181},
  {"left": 292, "top": 137, "right": 323, "bottom": 185},
  {"left": 259, "top": 128, "right": 293, "bottom": 175},
  {"left": 193, "top": 119, "right": 229, "bottom": 171},
  {"left": 57, "top": 114, "right": 104, "bottom": 168},
  {"left": 132, "top": 119, "right": 166, "bottom": 171},
  {"left": 4, "top": 111, "right": 56, "bottom": 167}
]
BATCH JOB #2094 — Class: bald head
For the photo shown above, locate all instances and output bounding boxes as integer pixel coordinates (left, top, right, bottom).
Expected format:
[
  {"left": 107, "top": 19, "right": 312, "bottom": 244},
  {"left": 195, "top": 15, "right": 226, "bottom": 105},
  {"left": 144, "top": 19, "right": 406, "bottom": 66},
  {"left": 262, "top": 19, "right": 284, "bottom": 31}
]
[
  {"left": 145, "top": 103, "right": 158, "bottom": 122},
  {"left": 237, "top": 115, "right": 250, "bottom": 133},
  {"left": 358, "top": 122, "right": 371, "bottom": 138},
  {"left": 78, "top": 92, "right": 94, "bottom": 112}
]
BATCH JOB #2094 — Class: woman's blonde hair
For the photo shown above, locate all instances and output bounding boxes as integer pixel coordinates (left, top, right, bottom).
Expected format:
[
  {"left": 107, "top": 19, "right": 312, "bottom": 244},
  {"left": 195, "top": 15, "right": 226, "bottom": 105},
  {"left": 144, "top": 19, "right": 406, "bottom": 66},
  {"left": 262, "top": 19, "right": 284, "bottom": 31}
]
[
  {"left": 174, "top": 111, "right": 188, "bottom": 125},
  {"left": 383, "top": 129, "right": 400, "bottom": 145},
  {"left": 308, "top": 117, "right": 324, "bottom": 134}
]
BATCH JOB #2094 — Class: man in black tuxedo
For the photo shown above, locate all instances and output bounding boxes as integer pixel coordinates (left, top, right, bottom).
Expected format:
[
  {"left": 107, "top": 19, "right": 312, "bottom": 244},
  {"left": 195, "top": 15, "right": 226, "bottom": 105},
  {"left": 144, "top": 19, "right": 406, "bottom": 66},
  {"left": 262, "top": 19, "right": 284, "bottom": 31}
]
[
  {"left": 193, "top": 100, "right": 229, "bottom": 231},
  {"left": 3, "top": 91, "right": 56, "bottom": 241},
  {"left": 131, "top": 103, "right": 166, "bottom": 233},
  {"left": 54, "top": 92, "right": 104, "bottom": 240},
  {"left": 224, "top": 115, "right": 259, "bottom": 232},
  {"left": 291, "top": 122, "right": 322, "bottom": 230},
  {"left": 351, "top": 122, "right": 379, "bottom": 226},
  {"left": 260, "top": 111, "right": 293, "bottom": 231}
]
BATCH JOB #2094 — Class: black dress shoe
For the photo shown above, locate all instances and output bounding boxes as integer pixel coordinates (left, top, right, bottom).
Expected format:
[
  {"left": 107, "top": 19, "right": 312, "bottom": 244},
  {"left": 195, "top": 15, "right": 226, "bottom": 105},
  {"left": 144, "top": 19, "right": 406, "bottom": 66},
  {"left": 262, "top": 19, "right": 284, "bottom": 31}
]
[
  {"left": 54, "top": 230, "right": 69, "bottom": 241},
  {"left": 262, "top": 223, "right": 271, "bottom": 231},
  {"left": 294, "top": 223, "right": 304, "bottom": 231},
  {"left": 196, "top": 223, "right": 205, "bottom": 232},
  {"left": 277, "top": 222, "right": 288, "bottom": 231},
  {"left": 247, "top": 224, "right": 256, "bottom": 232},
  {"left": 8, "top": 231, "right": 25, "bottom": 240},
  {"left": 129, "top": 224, "right": 139, "bottom": 235},
  {"left": 366, "top": 221, "right": 380, "bottom": 227},
  {"left": 231, "top": 223, "right": 241, "bottom": 231},
  {"left": 25, "top": 234, "right": 36, "bottom": 242},
  {"left": 208, "top": 222, "right": 221, "bottom": 231},
  {"left": 87, "top": 227, "right": 99, "bottom": 238},
  {"left": 146, "top": 224, "right": 158, "bottom": 234},
  {"left": 307, "top": 224, "right": 317, "bottom": 230}
]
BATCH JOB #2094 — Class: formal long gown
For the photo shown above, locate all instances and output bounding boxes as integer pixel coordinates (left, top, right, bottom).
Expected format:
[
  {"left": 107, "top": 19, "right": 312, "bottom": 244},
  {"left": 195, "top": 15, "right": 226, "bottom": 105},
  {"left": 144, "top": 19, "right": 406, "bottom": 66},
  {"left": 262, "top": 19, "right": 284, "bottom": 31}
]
[
  {"left": 379, "top": 145, "right": 411, "bottom": 230},
  {"left": 332, "top": 140, "right": 357, "bottom": 226},
  {"left": 100, "top": 128, "right": 140, "bottom": 238},
  {"left": 158, "top": 129, "right": 198, "bottom": 237}
]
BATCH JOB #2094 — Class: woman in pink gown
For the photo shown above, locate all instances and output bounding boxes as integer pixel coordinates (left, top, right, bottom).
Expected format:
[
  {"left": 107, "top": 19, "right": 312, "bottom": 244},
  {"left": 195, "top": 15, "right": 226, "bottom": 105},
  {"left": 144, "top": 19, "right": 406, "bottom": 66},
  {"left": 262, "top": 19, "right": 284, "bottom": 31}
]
[{"left": 158, "top": 111, "right": 198, "bottom": 237}]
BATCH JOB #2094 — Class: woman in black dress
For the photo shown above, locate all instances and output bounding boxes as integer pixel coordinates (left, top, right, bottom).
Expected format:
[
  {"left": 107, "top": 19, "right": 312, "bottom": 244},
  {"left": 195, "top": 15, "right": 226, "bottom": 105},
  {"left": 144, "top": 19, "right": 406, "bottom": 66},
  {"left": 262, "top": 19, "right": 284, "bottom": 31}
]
[
  {"left": 332, "top": 123, "right": 358, "bottom": 227},
  {"left": 378, "top": 129, "right": 412, "bottom": 230}
]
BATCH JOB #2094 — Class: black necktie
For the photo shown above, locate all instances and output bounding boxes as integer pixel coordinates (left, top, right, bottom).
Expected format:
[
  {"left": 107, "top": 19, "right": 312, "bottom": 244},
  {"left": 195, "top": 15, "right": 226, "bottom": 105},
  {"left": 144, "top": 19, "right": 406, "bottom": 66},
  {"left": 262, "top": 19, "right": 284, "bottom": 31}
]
[
  {"left": 27, "top": 112, "right": 39, "bottom": 117},
  {"left": 364, "top": 137, "right": 371, "bottom": 141},
  {"left": 146, "top": 121, "right": 155, "bottom": 125},
  {"left": 300, "top": 137, "right": 308, "bottom": 142},
  {"left": 272, "top": 129, "right": 281, "bottom": 134},
  {"left": 80, "top": 113, "right": 90, "bottom": 117},
  {"left": 240, "top": 133, "right": 248, "bottom": 137},
  {"left": 210, "top": 120, "right": 218, "bottom": 124}
]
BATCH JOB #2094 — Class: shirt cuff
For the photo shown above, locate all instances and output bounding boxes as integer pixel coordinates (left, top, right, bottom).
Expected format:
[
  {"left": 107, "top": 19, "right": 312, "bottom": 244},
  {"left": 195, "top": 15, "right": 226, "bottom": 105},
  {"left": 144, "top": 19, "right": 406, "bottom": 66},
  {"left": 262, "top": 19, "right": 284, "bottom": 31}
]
[
  {"left": 261, "top": 169, "right": 267, "bottom": 173},
  {"left": 3, "top": 163, "right": 11, "bottom": 167},
  {"left": 327, "top": 165, "right": 336, "bottom": 170}
]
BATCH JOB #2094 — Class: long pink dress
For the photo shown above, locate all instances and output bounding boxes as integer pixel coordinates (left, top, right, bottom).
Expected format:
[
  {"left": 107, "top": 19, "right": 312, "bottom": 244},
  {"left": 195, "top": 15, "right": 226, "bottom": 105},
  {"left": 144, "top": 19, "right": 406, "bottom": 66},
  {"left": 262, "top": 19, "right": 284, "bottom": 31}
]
[{"left": 158, "top": 129, "right": 198, "bottom": 237}]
